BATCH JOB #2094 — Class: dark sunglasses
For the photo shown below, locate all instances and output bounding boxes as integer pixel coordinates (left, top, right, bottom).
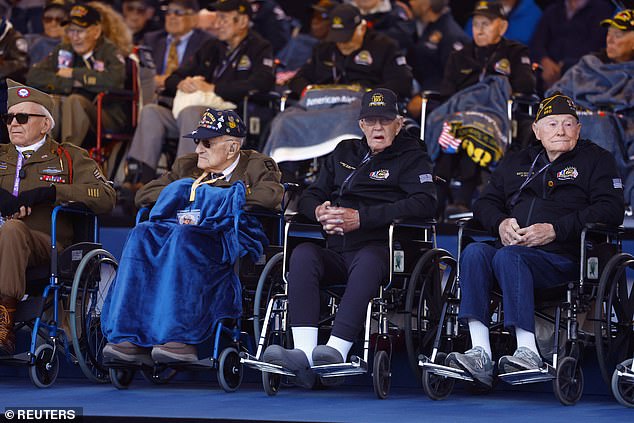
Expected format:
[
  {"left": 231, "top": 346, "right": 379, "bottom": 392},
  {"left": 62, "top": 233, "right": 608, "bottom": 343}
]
[
  {"left": 193, "top": 138, "right": 234, "bottom": 148},
  {"left": 2, "top": 113, "right": 47, "bottom": 125},
  {"left": 42, "top": 16, "right": 65, "bottom": 24},
  {"left": 165, "top": 8, "right": 192, "bottom": 16}
]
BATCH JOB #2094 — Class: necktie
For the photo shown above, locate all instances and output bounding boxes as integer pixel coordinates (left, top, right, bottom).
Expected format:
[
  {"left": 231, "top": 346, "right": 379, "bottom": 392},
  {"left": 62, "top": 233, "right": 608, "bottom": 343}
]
[{"left": 164, "top": 37, "right": 181, "bottom": 76}]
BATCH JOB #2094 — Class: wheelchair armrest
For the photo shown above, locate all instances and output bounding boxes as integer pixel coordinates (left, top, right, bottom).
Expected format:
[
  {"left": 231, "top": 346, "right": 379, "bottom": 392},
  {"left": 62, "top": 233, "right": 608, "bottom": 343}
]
[
  {"left": 421, "top": 90, "right": 441, "bottom": 101},
  {"left": 392, "top": 217, "right": 437, "bottom": 229},
  {"left": 245, "top": 90, "right": 282, "bottom": 104},
  {"left": 582, "top": 223, "right": 625, "bottom": 237},
  {"left": 511, "top": 93, "right": 541, "bottom": 105}
]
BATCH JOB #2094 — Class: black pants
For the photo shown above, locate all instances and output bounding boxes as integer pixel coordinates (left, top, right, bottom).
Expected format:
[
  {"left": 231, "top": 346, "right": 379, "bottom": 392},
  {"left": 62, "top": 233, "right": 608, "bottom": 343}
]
[
  {"left": 434, "top": 151, "right": 480, "bottom": 211},
  {"left": 287, "top": 243, "right": 389, "bottom": 341}
]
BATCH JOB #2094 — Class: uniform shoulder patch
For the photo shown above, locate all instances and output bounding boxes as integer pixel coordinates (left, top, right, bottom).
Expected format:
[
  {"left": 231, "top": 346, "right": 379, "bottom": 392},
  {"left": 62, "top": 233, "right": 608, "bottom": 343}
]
[{"left": 263, "top": 160, "right": 276, "bottom": 171}]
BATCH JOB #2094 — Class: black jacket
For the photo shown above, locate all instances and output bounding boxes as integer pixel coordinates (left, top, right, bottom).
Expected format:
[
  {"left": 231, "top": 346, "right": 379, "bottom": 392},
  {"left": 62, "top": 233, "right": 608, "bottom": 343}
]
[
  {"left": 289, "top": 30, "right": 413, "bottom": 99},
  {"left": 440, "top": 37, "right": 535, "bottom": 98},
  {"left": 299, "top": 130, "right": 437, "bottom": 252},
  {"left": 474, "top": 140, "right": 625, "bottom": 258},
  {"left": 164, "top": 30, "right": 275, "bottom": 103}
]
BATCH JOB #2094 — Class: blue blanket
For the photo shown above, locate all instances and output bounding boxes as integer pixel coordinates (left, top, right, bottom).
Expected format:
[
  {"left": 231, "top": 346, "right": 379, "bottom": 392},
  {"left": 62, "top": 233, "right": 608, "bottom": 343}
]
[
  {"left": 425, "top": 75, "right": 511, "bottom": 162},
  {"left": 101, "top": 180, "right": 268, "bottom": 346},
  {"left": 549, "top": 55, "right": 634, "bottom": 205}
]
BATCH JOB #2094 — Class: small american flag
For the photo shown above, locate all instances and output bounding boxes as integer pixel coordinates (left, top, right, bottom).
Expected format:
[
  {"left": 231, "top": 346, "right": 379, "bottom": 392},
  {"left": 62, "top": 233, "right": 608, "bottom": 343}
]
[{"left": 438, "top": 121, "right": 461, "bottom": 154}]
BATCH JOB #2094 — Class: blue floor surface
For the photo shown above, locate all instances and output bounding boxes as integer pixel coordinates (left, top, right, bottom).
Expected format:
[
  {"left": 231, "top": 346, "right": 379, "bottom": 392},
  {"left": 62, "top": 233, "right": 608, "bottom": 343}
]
[{"left": 1, "top": 378, "right": 632, "bottom": 422}]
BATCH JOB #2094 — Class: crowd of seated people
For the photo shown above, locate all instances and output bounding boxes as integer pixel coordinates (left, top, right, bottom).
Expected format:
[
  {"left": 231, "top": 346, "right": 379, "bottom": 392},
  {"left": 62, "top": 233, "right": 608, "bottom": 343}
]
[{"left": 0, "top": 0, "right": 630, "bottom": 219}]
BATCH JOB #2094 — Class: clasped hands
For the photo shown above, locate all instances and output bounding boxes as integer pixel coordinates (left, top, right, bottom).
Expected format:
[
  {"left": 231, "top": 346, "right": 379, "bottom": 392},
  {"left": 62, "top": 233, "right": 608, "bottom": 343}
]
[
  {"left": 498, "top": 217, "right": 556, "bottom": 247},
  {"left": 177, "top": 76, "right": 215, "bottom": 93},
  {"left": 315, "top": 201, "right": 360, "bottom": 235},
  {"left": 0, "top": 186, "right": 56, "bottom": 219}
]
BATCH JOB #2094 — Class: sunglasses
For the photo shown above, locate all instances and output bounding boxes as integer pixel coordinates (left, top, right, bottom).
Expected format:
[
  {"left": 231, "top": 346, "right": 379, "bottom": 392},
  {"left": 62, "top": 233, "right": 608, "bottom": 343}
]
[
  {"left": 165, "top": 8, "right": 193, "bottom": 16},
  {"left": 2, "top": 113, "right": 47, "bottom": 125},
  {"left": 193, "top": 138, "right": 234, "bottom": 148},
  {"left": 42, "top": 16, "right": 65, "bottom": 24}
]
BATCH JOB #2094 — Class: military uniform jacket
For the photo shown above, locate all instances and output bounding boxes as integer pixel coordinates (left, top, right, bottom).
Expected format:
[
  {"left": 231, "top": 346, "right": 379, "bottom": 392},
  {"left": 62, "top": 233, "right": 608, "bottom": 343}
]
[
  {"left": 164, "top": 30, "right": 275, "bottom": 104},
  {"left": 289, "top": 30, "right": 413, "bottom": 99},
  {"left": 474, "top": 140, "right": 624, "bottom": 258},
  {"left": 298, "top": 131, "right": 437, "bottom": 252},
  {"left": 0, "top": 24, "right": 29, "bottom": 80},
  {"left": 135, "top": 149, "right": 283, "bottom": 210},
  {"left": 26, "top": 37, "right": 126, "bottom": 97},
  {"left": 0, "top": 137, "right": 116, "bottom": 246},
  {"left": 440, "top": 37, "right": 535, "bottom": 99}
]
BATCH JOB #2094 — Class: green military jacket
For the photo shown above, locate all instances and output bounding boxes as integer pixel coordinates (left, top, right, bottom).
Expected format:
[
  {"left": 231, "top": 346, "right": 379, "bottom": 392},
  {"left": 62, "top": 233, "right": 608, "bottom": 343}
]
[
  {"left": 0, "top": 137, "right": 116, "bottom": 246},
  {"left": 135, "top": 150, "right": 284, "bottom": 210}
]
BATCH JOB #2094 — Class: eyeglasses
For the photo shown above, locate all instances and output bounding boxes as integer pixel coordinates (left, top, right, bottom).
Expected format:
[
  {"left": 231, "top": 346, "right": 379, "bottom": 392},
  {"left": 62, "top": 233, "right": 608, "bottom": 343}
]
[
  {"left": 2, "top": 113, "right": 47, "bottom": 125},
  {"left": 193, "top": 138, "right": 235, "bottom": 148},
  {"left": 42, "top": 16, "right": 65, "bottom": 24},
  {"left": 165, "top": 8, "right": 193, "bottom": 16},
  {"left": 361, "top": 117, "right": 395, "bottom": 126},
  {"left": 65, "top": 27, "right": 90, "bottom": 36}
]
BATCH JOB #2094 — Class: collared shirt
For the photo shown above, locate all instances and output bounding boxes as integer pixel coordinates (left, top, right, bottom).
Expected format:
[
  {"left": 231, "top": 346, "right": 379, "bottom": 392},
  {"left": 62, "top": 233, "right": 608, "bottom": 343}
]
[
  {"left": 163, "top": 30, "right": 194, "bottom": 73},
  {"left": 221, "top": 155, "right": 241, "bottom": 182},
  {"left": 15, "top": 135, "right": 47, "bottom": 155}
]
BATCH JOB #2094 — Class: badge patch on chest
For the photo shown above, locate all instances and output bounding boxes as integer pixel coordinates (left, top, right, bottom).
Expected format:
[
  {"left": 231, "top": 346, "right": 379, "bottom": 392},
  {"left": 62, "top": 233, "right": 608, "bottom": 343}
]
[
  {"left": 40, "top": 175, "right": 66, "bottom": 183},
  {"left": 41, "top": 167, "right": 62, "bottom": 175},
  {"left": 237, "top": 55, "right": 252, "bottom": 71},
  {"left": 369, "top": 169, "right": 390, "bottom": 180},
  {"left": 494, "top": 58, "right": 511, "bottom": 75},
  {"left": 354, "top": 50, "right": 373, "bottom": 66},
  {"left": 0, "top": 162, "right": 7, "bottom": 170},
  {"left": 556, "top": 166, "right": 578, "bottom": 180}
]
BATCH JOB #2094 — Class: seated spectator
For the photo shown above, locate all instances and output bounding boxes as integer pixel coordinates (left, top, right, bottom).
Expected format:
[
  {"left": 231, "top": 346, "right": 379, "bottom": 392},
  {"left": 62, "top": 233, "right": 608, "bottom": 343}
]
[
  {"left": 435, "top": 0, "right": 535, "bottom": 218},
  {"left": 0, "top": 80, "right": 116, "bottom": 355},
  {"left": 445, "top": 93, "right": 624, "bottom": 386},
  {"left": 250, "top": 0, "right": 293, "bottom": 54},
  {"left": 530, "top": 0, "right": 613, "bottom": 91},
  {"left": 346, "top": 0, "right": 416, "bottom": 52},
  {"left": 88, "top": 1, "right": 134, "bottom": 56},
  {"left": 121, "top": 0, "right": 274, "bottom": 191},
  {"left": 143, "top": 0, "right": 212, "bottom": 92},
  {"left": 197, "top": 7, "right": 219, "bottom": 37},
  {"left": 406, "top": 0, "right": 470, "bottom": 116},
  {"left": 26, "top": 4, "right": 128, "bottom": 146},
  {"left": 464, "top": 0, "right": 542, "bottom": 46},
  {"left": 549, "top": 9, "right": 634, "bottom": 207},
  {"left": 0, "top": 13, "right": 29, "bottom": 82},
  {"left": 122, "top": 0, "right": 161, "bottom": 45},
  {"left": 25, "top": 0, "right": 70, "bottom": 66},
  {"left": 101, "top": 108, "right": 283, "bottom": 364},
  {"left": 261, "top": 88, "right": 437, "bottom": 388}
]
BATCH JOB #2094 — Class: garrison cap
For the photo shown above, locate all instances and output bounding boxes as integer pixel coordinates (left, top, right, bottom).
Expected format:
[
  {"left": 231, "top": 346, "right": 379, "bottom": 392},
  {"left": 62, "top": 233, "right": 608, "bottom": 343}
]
[
  {"left": 183, "top": 108, "right": 247, "bottom": 139},
  {"left": 6, "top": 79, "right": 55, "bottom": 115},
  {"left": 535, "top": 92, "right": 578, "bottom": 122}
]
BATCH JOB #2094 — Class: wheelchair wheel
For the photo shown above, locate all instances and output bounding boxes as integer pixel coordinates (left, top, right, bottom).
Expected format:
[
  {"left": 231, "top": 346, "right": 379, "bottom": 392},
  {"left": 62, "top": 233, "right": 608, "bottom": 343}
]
[
  {"left": 140, "top": 366, "right": 177, "bottom": 385},
  {"left": 372, "top": 350, "right": 391, "bottom": 399},
  {"left": 262, "top": 371, "right": 281, "bottom": 396},
  {"left": 70, "top": 248, "right": 118, "bottom": 383},
  {"left": 422, "top": 352, "right": 455, "bottom": 400},
  {"left": 109, "top": 368, "right": 135, "bottom": 390},
  {"left": 29, "top": 344, "right": 59, "bottom": 388},
  {"left": 253, "top": 252, "right": 285, "bottom": 343},
  {"left": 594, "top": 253, "right": 634, "bottom": 386},
  {"left": 404, "top": 249, "right": 457, "bottom": 380},
  {"left": 218, "top": 347, "right": 243, "bottom": 392},
  {"left": 553, "top": 357, "right": 584, "bottom": 406},
  {"left": 612, "top": 359, "right": 634, "bottom": 408}
]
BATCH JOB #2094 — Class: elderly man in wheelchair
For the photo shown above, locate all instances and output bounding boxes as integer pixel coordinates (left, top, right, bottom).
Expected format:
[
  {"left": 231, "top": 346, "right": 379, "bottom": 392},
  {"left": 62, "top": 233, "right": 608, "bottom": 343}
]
[
  {"left": 101, "top": 108, "right": 283, "bottom": 369},
  {"left": 259, "top": 88, "right": 437, "bottom": 389},
  {"left": 442, "top": 93, "right": 625, "bottom": 388}
]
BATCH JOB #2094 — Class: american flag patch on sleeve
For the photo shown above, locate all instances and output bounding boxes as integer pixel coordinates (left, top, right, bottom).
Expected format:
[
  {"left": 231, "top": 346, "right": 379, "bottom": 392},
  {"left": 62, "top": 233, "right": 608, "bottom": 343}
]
[
  {"left": 419, "top": 174, "right": 433, "bottom": 183},
  {"left": 613, "top": 178, "right": 623, "bottom": 189}
]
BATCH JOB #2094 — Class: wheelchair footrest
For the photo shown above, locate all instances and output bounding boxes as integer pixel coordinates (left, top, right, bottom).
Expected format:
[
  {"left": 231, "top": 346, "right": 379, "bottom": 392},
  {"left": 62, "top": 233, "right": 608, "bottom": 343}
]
[
  {"left": 0, "top": 352, "right": 31, "bottom": 366},
  {"left": 616, "top": 362, "right": 634, "bottom": 381},
  {"left": 311, "top": 356, "right": 367, "bottom": 378},
  {"left": 239, "top": 352, "right": 296, "bottom": 376},
  {"left": 419, "top": 359, "right": 475, "bottom": 383},
  {"left": 498, "top": 364, "right": 555, "bottom": 385}
]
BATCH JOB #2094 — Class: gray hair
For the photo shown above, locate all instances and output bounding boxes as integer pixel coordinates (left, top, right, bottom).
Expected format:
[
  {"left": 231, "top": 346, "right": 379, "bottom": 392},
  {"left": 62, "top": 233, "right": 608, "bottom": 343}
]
[{"left": 37, "top": 103, "right": 56, "bottom": 131}]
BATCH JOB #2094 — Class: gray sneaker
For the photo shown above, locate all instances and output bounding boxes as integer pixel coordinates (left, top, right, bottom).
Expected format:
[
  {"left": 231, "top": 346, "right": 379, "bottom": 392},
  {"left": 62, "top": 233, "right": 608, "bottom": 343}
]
[
  {"left": 103, "top": 342, "right": 153, "bottom": 366},
  {"left": 446, "top": 346, "right": 494, "bottom": 387},
  {"left": 312, "top": 345, "right": 344, "bottom": 366},
  {"left": 498, "top": 347, "right": 543, "bottom": 374},
  {"left": 262, "top": 345, "right": 316, "bottom": 389},
  {"left": 151, "top": 342, "right": 198, "bottom": 363}
]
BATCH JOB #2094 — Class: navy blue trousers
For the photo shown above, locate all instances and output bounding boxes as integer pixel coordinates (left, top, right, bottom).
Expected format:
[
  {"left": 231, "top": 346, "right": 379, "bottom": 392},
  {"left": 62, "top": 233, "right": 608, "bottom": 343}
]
[
  {"left": 458, "top": 243, "right": 578, "bottom": 333},
  {"left": 287, "top": 242, "right": 389, "bottom": 341}
]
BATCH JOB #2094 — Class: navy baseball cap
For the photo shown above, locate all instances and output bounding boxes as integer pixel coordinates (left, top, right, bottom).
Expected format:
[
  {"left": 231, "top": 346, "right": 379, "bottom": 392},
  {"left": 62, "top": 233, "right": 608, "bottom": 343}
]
[
  {"left": 183, "top": 108, "right": 248, "bottom": 139},
  {"left": 359, "top": 88, "right": 399, "bottom": 120},
  {"left": 208, "top": 0, "right": 252, "bottom": 18},
  {"left": 62, "top": 4, "right": 101, "bottom": 27},
  {"left": 472, "top": 1, "right": 507, "bottom": 20}
]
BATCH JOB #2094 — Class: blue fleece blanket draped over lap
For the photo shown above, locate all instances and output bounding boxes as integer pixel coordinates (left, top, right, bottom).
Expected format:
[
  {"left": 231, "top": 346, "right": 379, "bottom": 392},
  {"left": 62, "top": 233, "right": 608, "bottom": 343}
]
[
  {"left": 549, "top": 55, "right": 634, "bottom": 205},
  {"left": 101, "top": 179, "right": 268, "bottom": 347}
]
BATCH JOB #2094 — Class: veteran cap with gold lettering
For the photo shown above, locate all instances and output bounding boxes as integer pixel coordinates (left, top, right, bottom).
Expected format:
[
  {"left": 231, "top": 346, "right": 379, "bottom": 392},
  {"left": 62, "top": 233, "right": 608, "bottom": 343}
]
[
  {"left": 535, "top": 92, "right": 578, "bottom": 122},
  {"left": 325, "top": 4, "right": 362, "bottom": 43},
  {"left": 359, "top": 88, "right": 399, "bottom": 120},
  {"left": 62, "top": 4, "right": 101, "bottom": 27},
  {"left": 472, "top": 1, "right": 507, "bottom": 20},
  {"left": 183, "top": 108, "right": 247, "bottom": 139},
  {"left": 208, "top": 0, "right": 252, "bottom": 18},
  {"left": 6, "top": 79, "right": 54, "bottom": 115}
]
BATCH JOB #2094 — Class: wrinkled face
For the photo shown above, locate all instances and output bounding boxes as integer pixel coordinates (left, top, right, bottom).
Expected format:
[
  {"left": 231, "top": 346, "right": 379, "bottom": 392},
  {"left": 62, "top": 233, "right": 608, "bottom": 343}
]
[
  {"left": 165, "top": 3, "right": 197, "bottom": 37},
  {"left": 65, "top": 23, "right": 101, "bottom": 55},
  {"left": 197, "top": 10, "right": 219, "bottom": 37},
  {"left": 606, "top": 27, "right": 634, "bottom": 63},
  {"left": 214, "top": 11, "right": 244, "bottom": 42},
  {"left": 42, "top": 8, "right": 67, "bottom": 39},
  {"left": 123, "top": 1, "right": 154, "bottom": 33},
  {"left": 310, "top": 10, "right": 331, "bottom": 39},
  {"left": 532, "top": 115, "right": 581, "bottom": 160},
  {"left": 195, "top": 135, "right": 241, "bottom": 172},
  {"left": 472, "top": 15, "right": 507, "bottom": 47},
  {"left": 359, "top": 116, "right": 403, "bottom": 154},
  {"left": 6, "top": 102, "right": 52, "bottom": 147},
  {"left": 336, "top": 23, "right": 366, "bottom": 53}
]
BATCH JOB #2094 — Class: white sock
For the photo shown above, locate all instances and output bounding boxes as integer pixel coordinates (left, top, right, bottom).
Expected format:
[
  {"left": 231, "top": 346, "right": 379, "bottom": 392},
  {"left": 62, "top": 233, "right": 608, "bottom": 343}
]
[
  {"left": 291, "top": 327, "right": 318, "bottom": 366},
  {"left": 326, "top": 336, "right": 353, "bottom": 362},
  {"left": 468, "top": 319, "right": 492, "bottom": 358},
  {"left": 515, "top": 327, "right": 539, "bottom": 355}
]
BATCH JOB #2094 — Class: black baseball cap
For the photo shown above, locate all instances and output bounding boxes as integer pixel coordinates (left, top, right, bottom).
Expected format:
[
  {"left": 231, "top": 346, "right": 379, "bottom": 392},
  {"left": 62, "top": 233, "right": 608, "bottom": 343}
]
[
  {"left": 535, "top": 92, "right": 578, "bottom": 122},
  {"left": 44, "top": 0, "right": 70, "bottom": 14},
  {"left": 183, "top": 108, "right": 248, "bottom": 139},
  {"left": 472, "top": 1, "right": 507, "bottom": 20},
  {"left": 325, "top": 4, "right": 362, "bottom": 43},
  {"left": 208, "top": 0, "right": 252, "bottom": 18},
  {"left": 62, "top": 4, "right": 101, "bottom": 27},
  {"left": 359, "top": 88, "right": 399, "bottom": 120},
  {"left": 601, "top": 9, "right": 634, "bottom": 31}
]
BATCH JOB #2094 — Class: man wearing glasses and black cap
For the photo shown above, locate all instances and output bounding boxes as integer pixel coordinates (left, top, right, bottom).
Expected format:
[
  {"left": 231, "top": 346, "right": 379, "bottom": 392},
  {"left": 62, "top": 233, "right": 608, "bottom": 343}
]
[
  {"left": 0, "top": 80, "right": 115, "bottom": 356},
  {"left": 27, "top": 3, "right": 128, "bottom": 147}
]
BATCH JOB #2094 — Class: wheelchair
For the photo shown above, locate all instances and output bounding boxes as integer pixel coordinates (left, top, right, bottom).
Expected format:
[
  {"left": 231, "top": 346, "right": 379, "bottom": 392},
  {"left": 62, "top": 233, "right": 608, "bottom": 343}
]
[
  {"left": 240, "top": 217, "right": 456, "bottom": 399},
  {"left": 0, "top": 204, "right": 118, "bottom": 387},
  {"left": 419, "top": 219, "right": 625, "bottom": 405}
]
